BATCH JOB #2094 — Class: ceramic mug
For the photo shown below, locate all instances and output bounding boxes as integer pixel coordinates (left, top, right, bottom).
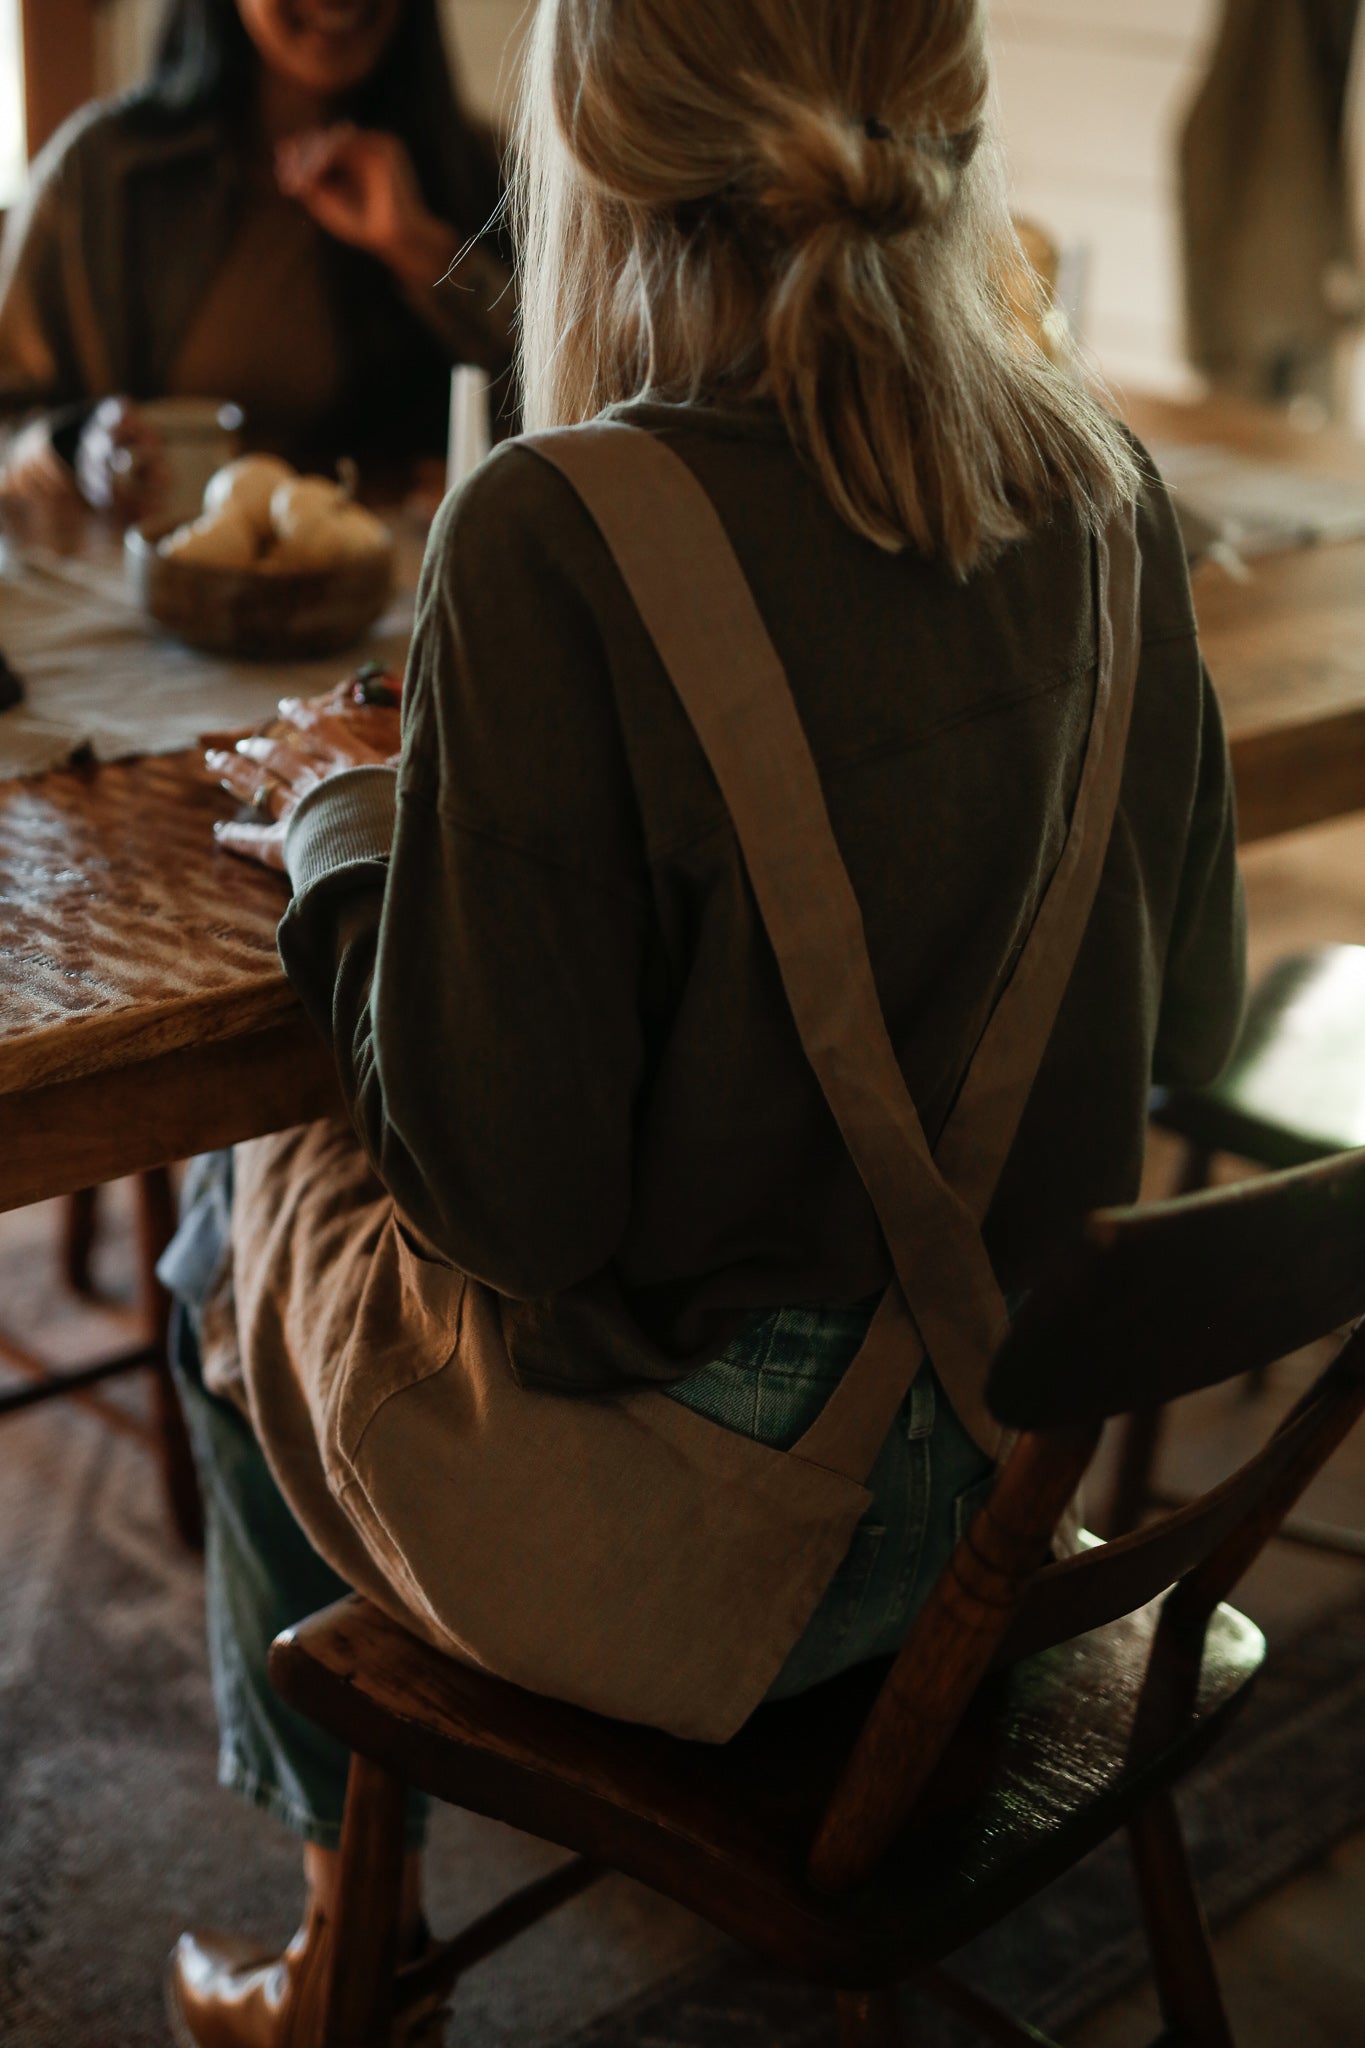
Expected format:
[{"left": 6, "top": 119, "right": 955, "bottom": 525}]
[{"left": 140, "top": 398, "right": 245, "bottom": 524}]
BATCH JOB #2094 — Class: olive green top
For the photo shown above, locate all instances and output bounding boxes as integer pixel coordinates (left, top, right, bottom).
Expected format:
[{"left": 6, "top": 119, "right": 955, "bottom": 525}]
[
  {"left": 0, "top": 95, "right": 514, "bottom": 464},
  {"left": 279, "top": 402, "right": 1246, "bottom": 1395},
  {"left": 167, "top": 155, "right": 347, "bottom": 453}
]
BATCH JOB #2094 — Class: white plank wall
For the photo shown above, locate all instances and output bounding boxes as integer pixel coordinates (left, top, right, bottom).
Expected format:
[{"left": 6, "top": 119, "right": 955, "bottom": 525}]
[
  {"left": 92, "top": 0, "right": 161, "bottom": 102},
  {"left": 991, "top": 0, "right": 1220, "bottom": 394},
  {"left": 91, "top": 0, "right": 1207, "bottom": 393},
  {"left": 446, "top": 0, "right": 532, "bottom": 122},
  {"left": 0, "top": 0, "right": 26, "bottom": 206}
]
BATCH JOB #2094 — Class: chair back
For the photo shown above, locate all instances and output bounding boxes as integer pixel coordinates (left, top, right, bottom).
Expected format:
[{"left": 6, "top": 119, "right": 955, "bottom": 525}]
[{"left": 807, "top": 1149, "right": 1365, "bottom": 1892}]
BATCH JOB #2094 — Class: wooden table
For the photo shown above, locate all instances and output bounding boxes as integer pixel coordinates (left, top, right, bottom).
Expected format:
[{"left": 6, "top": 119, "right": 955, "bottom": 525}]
[
  {"left": 0, "top": 752, "right": 341, "bottom": 1214},
  {"left": 4, "top": 395, "right": 1365, "bottom": 1218},
  {"left": 1126, "top": 391, "right": 1365, "bottom": 845}
]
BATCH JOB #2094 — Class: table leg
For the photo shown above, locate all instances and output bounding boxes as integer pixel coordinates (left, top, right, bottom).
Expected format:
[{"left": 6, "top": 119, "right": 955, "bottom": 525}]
[{"left": 136, "top": 1167, "right": 203, "bottom": 1551}]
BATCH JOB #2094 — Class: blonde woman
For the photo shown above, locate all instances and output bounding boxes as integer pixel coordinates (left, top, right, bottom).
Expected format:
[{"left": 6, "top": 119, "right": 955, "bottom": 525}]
[{"left": 168, "top": 0, "right": 1244, "bottom": 2038}]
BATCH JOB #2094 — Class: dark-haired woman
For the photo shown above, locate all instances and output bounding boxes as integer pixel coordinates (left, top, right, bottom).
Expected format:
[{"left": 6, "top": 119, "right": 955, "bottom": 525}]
[{"left": 0, "top": 0, "right": 513, "bottom": 513}]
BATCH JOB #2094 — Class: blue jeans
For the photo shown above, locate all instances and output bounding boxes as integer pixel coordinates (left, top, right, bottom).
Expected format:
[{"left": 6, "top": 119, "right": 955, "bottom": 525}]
[
  {"left": 170, "top": 1305, "right": 419, "bottom": 1850},
  {"left": 668, "top": 1304, "right": 994, "bottom": 1699},
  {"left": 167, "top": 1165, "right": 992, "bottom": 1845}
]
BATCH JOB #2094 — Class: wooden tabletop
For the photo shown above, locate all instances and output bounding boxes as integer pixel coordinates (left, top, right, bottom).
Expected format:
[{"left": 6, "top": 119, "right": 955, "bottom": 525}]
[
  {"left": 0, "top": 752, "right": 339, "bottom": 1211},
  {"left": 1126, "top": 391, "right": 1365, "bottom": 845},
  {"left": 4, "top": 396, "right": 1365, "bottom": 1214}
]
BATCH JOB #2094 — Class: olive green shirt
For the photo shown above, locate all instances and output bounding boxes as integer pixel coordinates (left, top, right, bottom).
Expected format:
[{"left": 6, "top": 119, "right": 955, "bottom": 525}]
[
  {"left": 0, "top": 95, "right": 514, "bottom": 464},
  {"left": 279, "top": 403, "right": 1246, "bottom": 1394}
]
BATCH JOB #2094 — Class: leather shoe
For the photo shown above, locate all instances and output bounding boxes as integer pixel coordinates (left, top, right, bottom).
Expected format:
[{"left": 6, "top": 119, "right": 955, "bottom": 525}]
[{"left": 166, "top": 1907, "right": 447, "bottom": 2047}]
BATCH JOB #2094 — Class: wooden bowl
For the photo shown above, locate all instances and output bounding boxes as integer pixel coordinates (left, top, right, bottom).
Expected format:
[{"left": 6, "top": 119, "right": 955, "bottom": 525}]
[{"left": 126, "top": 520, "right": 396, "bottom": 659}]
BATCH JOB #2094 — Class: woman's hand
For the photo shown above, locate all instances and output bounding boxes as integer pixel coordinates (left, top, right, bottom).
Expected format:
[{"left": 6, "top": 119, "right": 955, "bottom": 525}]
[
  {"left": 276, "top": 124, "right": 460, "bottom": 286},
  {"left": 0, "top": 417, "right": 79, "bottom": 506},
  {"left": 75, "top": 397, "right": 169, "bottom": 520},
  {"left": 208, "top": 679, "right": 401, "bottom": 872}
]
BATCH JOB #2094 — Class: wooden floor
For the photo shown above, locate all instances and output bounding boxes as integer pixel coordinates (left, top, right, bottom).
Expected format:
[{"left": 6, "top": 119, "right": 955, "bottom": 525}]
[{"left": 1, "top": 815, "right": 1364, "bottom": 2045}]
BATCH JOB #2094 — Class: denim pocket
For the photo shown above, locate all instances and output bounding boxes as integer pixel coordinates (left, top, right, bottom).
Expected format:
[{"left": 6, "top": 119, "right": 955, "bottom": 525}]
[
  {"left": 752, "top": 1359, "right": 833, "bottom": 1449},
  {"left": 664, "top": 1354, "right": 763, "bottom": 1438}
]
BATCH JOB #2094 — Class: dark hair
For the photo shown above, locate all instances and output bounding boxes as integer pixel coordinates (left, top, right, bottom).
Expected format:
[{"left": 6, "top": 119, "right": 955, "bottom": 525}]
[{"left": 140, "top": 0, "right": 502, "bottom": 235}]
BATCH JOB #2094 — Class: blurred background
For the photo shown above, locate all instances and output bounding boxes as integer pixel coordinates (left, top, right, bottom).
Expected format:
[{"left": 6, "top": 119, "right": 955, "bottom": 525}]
[{"left": 3, "top": 0, "right": 1357, "bottom": 416}]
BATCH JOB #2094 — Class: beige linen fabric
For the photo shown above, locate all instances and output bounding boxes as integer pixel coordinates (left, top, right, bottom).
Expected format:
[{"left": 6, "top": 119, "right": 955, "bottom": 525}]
[
  {"left": 230, "top": 423, "right": 1139, "bottom": 1742},
  {"left": 0, "top": 545, "right": 413, "bottom": 780}
]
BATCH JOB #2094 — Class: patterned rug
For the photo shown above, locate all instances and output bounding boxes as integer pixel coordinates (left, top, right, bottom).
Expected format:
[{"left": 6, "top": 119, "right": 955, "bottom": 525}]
[{"left": 2, "top": 1389, "right": 1365, "bottom": 2047}]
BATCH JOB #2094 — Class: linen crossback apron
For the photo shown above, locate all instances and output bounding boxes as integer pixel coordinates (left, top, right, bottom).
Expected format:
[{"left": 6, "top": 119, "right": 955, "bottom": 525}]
[{"left": 226, "top": 423, "right": 1141, "bottom": 1743}]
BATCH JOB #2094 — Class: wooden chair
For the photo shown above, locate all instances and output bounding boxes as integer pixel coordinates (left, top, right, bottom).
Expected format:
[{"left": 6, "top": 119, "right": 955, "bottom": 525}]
[
  {"left": 1109, "top": 944, "right": 1365, "bottom": 1544},
  {"left": 267, "top": 1151, "right": 1365, "bottom": 2048}
]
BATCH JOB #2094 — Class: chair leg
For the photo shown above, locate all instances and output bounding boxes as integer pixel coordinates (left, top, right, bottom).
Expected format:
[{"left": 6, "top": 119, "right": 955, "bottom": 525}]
[
  {"left": 317, "top": 1755, "right": 407, "bottom": 2048},
  {"left": 61, "top": 1186, "right": 100, "bottom": 1295},
  {"left": 134, "top": 1168, "right": 204, "bottom": 1550},
  {"left": 838, "top": 1989, "right": 903, "bottom": 2046},
  {"left": 1105, "top": 1402, "right": 1165, "bottom": 1537},
  {"left": 1105, "top": 1140, "right": 1215, "bottom": 1544},
  {"left": 1128, "top": 1789, "right": 1234, "bottom": 2048}
]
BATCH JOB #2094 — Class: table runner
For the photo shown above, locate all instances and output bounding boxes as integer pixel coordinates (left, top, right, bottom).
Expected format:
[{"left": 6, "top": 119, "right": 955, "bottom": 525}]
[
  {"left": 1150, "top": 440, "right": 1365, "bottom": 557},
  {"left": 0, "top": 543, "right": 414, "bottom": 780}
]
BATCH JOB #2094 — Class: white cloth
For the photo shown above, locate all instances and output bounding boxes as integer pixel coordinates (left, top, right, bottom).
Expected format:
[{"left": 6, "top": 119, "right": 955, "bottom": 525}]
[
  {"left": 0, "top": 543, "right": 413, "bottom": 780},
  {"left": 1149, "top": 438, "right": 1365, "bottom": 556}
]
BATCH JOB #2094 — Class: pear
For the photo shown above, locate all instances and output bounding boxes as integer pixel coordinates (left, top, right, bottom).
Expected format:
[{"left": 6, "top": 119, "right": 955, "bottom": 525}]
[
  {"left": 260, "top": 504, "right": 390, "bottom": 572},
  {"left": 203, "top": 455, "right": 296, "bottom": 536},
  {"left": 160, "top": 508, "right": 259, "bottom": 569},
  {"left": 270, "top": 475, "right": 347, "bottom": 541},
  {"left": 316, "top": 505, "right": 390, "bottom": 559}
]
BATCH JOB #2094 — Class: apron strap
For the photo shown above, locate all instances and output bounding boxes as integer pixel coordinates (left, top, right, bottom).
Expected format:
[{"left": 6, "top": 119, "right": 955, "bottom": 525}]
[
  {"left": 524, "top": 424, "right": 1139, "bottom": 1470},
  {"left": 932, "top": 513, "right": 1141, "bottom": 1216},
  {"left": 528, "top": 424, "right": 1006, "bottom": 1423},
  {"left": 798, "top": 510, "right": 1140, "bottom": 1473}
]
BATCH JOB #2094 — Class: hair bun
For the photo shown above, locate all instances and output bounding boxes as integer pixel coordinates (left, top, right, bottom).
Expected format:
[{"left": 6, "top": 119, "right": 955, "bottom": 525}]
[{"left": 750, "top": 93, "right": 954, "bottom": 244}]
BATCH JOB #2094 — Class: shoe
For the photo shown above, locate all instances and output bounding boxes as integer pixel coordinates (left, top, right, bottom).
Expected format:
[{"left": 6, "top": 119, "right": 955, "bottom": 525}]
[{"left": 166, "top": 1905, "right": 448, "bottom": 2047}]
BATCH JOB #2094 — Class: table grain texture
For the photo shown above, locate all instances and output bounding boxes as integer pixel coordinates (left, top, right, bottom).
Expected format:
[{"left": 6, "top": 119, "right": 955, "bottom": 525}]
[{"left": 0, "top": 754, "right": 339, "bottom": 1209}]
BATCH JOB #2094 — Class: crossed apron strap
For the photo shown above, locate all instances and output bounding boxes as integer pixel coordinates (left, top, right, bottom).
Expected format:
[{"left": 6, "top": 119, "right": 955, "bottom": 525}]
[
  {"left": 932, "top": 509, "right": 1141, "bottom": 1218},
  {"left": 525, "top": 423, "right": 1140, "bottom": 1472}
]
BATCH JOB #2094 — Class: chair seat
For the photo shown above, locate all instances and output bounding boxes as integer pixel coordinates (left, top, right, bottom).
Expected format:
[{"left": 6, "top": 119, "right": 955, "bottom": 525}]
[
  {"left": 270, "top": 1592, "right": 1264, "bottom": 1989},
  {"left": 1152, "top": 945, "right": 1365, "bottom": 1166}
]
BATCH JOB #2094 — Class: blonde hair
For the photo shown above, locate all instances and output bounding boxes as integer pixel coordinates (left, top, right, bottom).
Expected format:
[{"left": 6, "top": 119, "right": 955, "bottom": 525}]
[{"left": 513, "top": 0, "right": 1137, "bottom": 573}]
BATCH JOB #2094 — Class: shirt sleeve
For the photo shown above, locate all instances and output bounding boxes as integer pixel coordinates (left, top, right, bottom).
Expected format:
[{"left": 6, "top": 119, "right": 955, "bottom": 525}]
[
  {"left": 0, "top": 120, "right": 94, "bottom": 416},
  {"left": 1152, "top": 657, "right": 1247, "bottom": 1086},
  {"left": 278, "top": 446, "right": 651, "bottom": 1299},
  {"left": 0, "top": 117, "right": 107, "bottom": 492},
  {"left": 1123, "top": 437, "right": 1248, "bottom": 1089}
]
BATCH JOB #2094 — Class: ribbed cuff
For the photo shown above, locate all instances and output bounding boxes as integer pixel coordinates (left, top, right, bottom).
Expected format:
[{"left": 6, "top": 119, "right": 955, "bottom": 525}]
[{"left": 284, "top": 766, "right": 398, "bottom": 897}]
